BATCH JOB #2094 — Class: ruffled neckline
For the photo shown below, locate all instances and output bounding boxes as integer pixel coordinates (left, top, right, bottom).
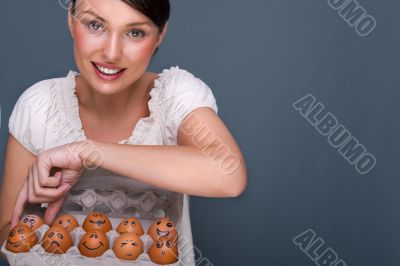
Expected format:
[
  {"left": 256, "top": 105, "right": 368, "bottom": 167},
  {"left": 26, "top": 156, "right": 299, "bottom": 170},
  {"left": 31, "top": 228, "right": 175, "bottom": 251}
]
[{"left": 62, "top": 66, "right": 180, "bottom": 144}]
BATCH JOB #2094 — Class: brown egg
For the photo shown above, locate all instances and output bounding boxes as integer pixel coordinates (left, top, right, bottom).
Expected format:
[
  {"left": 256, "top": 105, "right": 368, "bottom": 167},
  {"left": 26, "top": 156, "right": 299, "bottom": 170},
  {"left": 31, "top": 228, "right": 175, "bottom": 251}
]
[
  {"left": 52, "top": 214, "right": 79, "bottom": 232},
  {"left": 78, "top": 231, "right": 109, "bottom": 257},
  {"left": 6, "top": 224, "right": 38, "bottom": 253},
  {"left": 82, "top": 212, "right": 112, "bottom": 233},
  {"left": 41, "top": 225, "right": 73, "bottom": 254},
  {"left": 148, "top": 237, "right": 179, "bottom": 265},
  {"left": 112, "top": 232, "right": 143, "bottom": 260},
  {"left": 116, "top": 217, "right": 144, "bottom": 236},
  {"left": 19, "top": 214, "right": 44, "bottom": 232},
  {"left": 147, "top": 217, "right": 178, "bottom": 241}
]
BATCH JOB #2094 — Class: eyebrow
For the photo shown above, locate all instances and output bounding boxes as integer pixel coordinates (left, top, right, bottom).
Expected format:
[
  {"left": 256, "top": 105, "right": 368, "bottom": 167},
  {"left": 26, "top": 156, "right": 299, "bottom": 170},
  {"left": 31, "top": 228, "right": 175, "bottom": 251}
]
[{"left": 80, "top": 10, "right": 153, "bottom": 27}]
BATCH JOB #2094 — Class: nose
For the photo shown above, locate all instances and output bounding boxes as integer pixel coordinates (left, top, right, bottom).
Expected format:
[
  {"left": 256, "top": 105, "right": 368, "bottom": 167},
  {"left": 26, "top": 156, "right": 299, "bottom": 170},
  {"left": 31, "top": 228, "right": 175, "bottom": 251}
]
[{"left": 102, "top": 32, "right": 123, "bottom": 62}]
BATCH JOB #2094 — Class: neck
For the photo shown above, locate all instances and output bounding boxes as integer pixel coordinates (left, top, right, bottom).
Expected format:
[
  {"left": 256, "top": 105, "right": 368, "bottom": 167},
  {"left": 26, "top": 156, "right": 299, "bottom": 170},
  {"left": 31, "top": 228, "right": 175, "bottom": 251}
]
[{"left": 75, "top": 74, "right": 153, "bottom": 120}]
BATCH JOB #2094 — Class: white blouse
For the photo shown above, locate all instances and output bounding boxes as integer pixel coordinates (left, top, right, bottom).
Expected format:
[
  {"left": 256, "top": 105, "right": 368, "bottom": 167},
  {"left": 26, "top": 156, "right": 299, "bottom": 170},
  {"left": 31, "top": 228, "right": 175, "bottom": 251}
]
[{"left": 8, "top": 66, "right": 218, "bottom": 265}]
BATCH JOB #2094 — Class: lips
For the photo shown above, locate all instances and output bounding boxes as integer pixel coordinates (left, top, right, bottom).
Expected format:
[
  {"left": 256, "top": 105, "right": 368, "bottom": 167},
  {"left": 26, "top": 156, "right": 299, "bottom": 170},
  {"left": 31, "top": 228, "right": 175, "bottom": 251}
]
[
  {"left": 91, "top": 61, "right": 127, "bottom": 81},
  {"left": 156, "top": 228, "right": 170, "bottom": 237}
]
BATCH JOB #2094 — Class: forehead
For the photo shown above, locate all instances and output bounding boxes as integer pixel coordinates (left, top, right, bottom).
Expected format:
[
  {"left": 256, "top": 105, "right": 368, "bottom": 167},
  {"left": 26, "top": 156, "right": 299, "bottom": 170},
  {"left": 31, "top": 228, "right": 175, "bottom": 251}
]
[{"left": 75, "top": 0, "right": 153, "bottom": 25}]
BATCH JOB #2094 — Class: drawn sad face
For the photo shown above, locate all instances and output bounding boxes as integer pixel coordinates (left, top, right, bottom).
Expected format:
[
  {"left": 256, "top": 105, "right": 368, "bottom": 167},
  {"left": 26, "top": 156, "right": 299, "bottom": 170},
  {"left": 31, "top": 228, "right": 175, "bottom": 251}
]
[
  {"left": 82, "top": 212, "right": 112, "bottom": 233},
  {"left": 78, "top": 231, "right": 109, "bottom": 257},
  {"left": 112, "top": 232, "right": 143, "bottom": 260},
  {"left": 147, "top": 217, "right": 177, "bottom": 241},
  {"left": 116, "top": 217, "right": 144, "bottom": 236},
  {"left": 53, "top": 214, "right": 79, "bottom": 232},
  {"left": 6, "top": 224, "right": 38, "bottom": 253},
  {"left": 148, "top": 237, "right": 178, "bottom": 265},
  {"left": 19, "top": 214, "right": 44, "bottom": 232},
  {"left": 41, "top": 226, "right": 73, "bottom": 254}
]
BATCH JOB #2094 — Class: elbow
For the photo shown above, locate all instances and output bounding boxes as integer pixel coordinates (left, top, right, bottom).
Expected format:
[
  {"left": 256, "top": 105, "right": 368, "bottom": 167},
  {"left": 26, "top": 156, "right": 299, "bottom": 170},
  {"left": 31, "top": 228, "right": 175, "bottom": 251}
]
[{"left": 221, "top": 167, "right": 248, "bottom": 198}]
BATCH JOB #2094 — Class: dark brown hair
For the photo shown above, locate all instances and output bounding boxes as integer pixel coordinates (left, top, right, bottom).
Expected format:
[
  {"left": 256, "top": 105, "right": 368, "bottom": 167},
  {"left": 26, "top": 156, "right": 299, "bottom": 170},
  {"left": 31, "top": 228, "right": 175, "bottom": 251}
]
[{"left": 70, "top": 0, "right": 170, "bottom": 32}]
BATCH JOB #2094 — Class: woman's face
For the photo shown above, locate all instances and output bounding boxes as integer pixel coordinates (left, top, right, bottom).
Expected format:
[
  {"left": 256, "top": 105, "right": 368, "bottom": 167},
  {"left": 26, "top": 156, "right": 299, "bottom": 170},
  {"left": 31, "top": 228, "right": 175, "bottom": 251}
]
[{"left": 68, "top": 0, "right": 167, "bottom": 95}]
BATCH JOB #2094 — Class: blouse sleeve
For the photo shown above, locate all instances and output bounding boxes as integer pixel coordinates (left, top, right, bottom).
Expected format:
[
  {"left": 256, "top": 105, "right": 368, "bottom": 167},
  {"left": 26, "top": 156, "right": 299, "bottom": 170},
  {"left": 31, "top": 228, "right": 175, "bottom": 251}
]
[
  {"left": 8, "top": 81, "right": 52, "bottom": 155},
  {"left": 164, "top": 68, "right": 218, "bottom": 144}
]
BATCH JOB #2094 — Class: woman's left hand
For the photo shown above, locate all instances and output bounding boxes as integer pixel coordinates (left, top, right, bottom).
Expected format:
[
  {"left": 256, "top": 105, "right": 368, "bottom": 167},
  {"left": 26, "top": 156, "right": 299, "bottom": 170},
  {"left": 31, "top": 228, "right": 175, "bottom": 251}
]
[{"left": 10, "top": 142, "right": 88, "bottom": 227}]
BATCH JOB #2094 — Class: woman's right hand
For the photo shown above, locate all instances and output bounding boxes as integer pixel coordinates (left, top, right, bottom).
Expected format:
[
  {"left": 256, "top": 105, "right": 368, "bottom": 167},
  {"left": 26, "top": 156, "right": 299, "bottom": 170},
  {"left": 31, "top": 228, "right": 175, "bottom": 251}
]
[{"left": 10, "top": 142, "right": 90, "bottom": 227}]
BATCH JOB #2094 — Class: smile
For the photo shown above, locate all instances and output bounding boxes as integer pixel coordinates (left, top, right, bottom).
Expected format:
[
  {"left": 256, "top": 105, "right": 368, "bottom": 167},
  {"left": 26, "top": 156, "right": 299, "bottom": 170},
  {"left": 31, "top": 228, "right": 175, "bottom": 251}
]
[
  {"left": 7, "top": 240, "right": 22, "bottom": 247},
  {"left": 92, "top": 62, "right": 126, "bottom": 81},
  {"left": 156, "top": 228, "right": 170, "bottom": 237},
  {"left": 82, "top": 241, "right": 104, "bottom": 250},
  {"left": 89, "top": 219, "right": 105, "bottom": 226}
]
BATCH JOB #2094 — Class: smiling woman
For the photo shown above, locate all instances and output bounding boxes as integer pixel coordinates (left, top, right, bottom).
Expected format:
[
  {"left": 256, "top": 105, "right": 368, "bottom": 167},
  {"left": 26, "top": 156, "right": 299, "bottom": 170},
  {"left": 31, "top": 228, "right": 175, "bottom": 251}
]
[{"left": 0, "top": 0, "right": 247, "bottom": 264}]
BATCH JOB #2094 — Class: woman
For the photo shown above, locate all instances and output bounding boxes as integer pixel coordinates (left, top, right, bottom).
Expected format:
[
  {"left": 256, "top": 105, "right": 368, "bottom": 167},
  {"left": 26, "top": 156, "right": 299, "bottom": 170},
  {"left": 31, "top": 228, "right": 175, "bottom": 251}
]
[{"left": 0, "top": 0, "right": 247, "bottom": 263}]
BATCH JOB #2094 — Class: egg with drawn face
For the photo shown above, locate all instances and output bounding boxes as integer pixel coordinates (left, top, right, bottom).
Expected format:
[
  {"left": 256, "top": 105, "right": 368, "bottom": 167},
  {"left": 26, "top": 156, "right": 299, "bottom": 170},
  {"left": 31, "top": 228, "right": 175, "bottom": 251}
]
[
  {"left": 116, "top": 217, "right": 144, "bottom": 236},
  {"left": 19, "top": 214, "right": 44, "bottom": 232},
  {"left": 78, "top": 231, "right": 109, "bottom": 257},
  {"left": 6, "top": 224, "right": 38, "bottom": 253},
  {"left": 41, "top": 225, "right": 73, "bottom": 254},
  {"left": 148, "top": 236, "right": 179, "bottom": 265},
  {"left": 82, "top": 212, "right": 112, "bottom": 233},
  {"left": 147, "top": 217, "right": 178, "bottom": 241},
  {"left": 112, "top": 232, "right": 143, "bottom": 260},
  {"left": 52, "top": 214, "right": 79, "bottom": 232}
]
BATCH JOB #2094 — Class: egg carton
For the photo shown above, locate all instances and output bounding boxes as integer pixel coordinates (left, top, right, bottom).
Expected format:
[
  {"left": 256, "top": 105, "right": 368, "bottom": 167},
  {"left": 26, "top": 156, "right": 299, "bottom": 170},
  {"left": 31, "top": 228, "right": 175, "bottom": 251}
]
[
  {"left": 2, "top": 188, "right": 194, "bottom": 266},
  {"left": 63, "top": 188, "right": 183, "bottom": 222}
]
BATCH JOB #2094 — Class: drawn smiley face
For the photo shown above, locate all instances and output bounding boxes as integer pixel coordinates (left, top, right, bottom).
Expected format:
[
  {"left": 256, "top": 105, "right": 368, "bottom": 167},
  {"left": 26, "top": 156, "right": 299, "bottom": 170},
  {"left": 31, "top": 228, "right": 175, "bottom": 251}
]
[
  {"left": 82, "top": 212, "right": 112, "bottom": 233},
  {"left": 6, "top": 224, "right": 38, "bottom": 253},
  {"left": 112, "top": 232, "right": 143, "bottom": 260},
  {"left": 148, "top": 236, "right": 178, "bottom": 265},
  {"left": 41, "top": 225, "right": 73, "bottom": 254},
  {"left": 52, "top": 214, "right": 79, "bottom": 232},
  {"left": 78, "top": 231, "right": 109, "bottom": 257},
  {"left": 116, "top": 217, "right": 144, "bottom": 236},
  {"left": 147, "top": 217, "right": 178, "bottom": 241},
  {"left": 19, "top": 214, "right": 44, "bottom": 232}
]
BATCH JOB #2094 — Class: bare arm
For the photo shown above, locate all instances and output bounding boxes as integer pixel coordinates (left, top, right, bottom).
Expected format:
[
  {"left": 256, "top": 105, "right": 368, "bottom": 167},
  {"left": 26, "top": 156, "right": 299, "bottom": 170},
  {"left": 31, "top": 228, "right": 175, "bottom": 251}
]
[
  {"left": 81, "top": 107, "right": 247, "bottom": 197},
  {"left": 0, "top": 135, "right": 36, "bottom": 259},
  {"left": 10, "top": 107, "right": 248, "bottom": 227}
]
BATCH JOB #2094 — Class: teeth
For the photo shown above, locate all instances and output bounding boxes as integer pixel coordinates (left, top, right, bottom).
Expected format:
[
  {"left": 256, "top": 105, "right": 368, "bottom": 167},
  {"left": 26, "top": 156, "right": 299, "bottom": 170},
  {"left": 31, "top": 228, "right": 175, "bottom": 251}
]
[{"left": 96, "top": 64, "right": 121, "bottom": 75}]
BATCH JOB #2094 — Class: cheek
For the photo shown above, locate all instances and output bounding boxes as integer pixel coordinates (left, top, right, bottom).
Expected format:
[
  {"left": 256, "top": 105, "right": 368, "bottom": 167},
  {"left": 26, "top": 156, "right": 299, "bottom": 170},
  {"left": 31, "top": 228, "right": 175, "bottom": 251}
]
[
  {"left": 124, "top": 40, "right": 156, "bottom": 63},
  {"left": 74, "top": 27, "right": 103, "bottom": 58}
]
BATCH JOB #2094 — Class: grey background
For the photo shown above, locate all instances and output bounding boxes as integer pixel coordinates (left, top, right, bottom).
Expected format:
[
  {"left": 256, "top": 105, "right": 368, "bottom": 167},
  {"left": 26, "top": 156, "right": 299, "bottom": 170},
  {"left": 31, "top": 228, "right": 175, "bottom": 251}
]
[{"left": 0, "top": 0, "right": 399, "bottom": 265}]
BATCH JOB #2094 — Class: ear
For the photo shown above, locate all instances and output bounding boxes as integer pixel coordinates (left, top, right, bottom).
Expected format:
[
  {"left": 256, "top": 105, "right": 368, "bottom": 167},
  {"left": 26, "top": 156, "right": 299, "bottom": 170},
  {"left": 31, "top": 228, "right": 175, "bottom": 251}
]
[
  {"left": 68, "top": 3, "right": 75, "bottom": 39},
  {"left": 155, "top": 22, "right": 168, "bottom": 48}
]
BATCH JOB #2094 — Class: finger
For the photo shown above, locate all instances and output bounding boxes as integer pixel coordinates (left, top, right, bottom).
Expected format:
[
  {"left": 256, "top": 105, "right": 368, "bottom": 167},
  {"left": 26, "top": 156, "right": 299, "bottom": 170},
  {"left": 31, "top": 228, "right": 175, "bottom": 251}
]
[
  {"left": 11, "top": 182, "right": 28, "bottom": 227},
  {"left": 44, "top": 196, "right": 67, "bottom": 225},
  {"left": 38, "top": 165, "right": 62, "bottom": 188}
]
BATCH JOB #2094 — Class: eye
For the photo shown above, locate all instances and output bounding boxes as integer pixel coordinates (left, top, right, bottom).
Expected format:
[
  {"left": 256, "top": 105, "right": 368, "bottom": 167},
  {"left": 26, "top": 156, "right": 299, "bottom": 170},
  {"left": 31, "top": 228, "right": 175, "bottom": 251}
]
[
  {"left": 30, "top": 219, "right": 35, "bottom": 224},
  {"left": 94, "top": 214, "right": 98, "bottom": 217},
  {"left": 95, "top": 234, "right": 98, "bottom": 239},
  {"left": 157, "top": 221, "right": 161, "bottom": 225},
  {"left": 23, "top": 218, "right": 29, "bottom": 223},
  {"left": 132, "top": 242, "right": 139, "bottom": 246},
  {"left": 127, "top": 29, "right": 145, "bottom": 39},
  {"left": 121, "top": 242, "right": 127, "bottom": 247},
  {"left": 9, "top": 230, "right": 15, "bottom": 237},
  {"left": 58, "top": 220, "right": 63, "bottom": 224},
  {"left": 85, "top": 20, "right": 104, "bottom": 32},
  {"left": 124, "top": 220, "right": 129, "bottom": 225},
  {"left": 66, "top": 219, "right": 71, "bottom": 223},
  {"left": 166, "top": 240, "right": 173, "bottom": 248},
  {"left": 90, "top": 234, "right": 94, "bottom": 238},
  {"left": 57, "top": 233, "right": 63, "bottom": 239},
  {"left": 131, "top": 221, "right": 136, "bottom": 226},
  {"left": 167, "top": 223, "right": 173, "bottom": 228},
  {"left": 18, "top": 228, "right": 24, "bottom": 234},
  {"left": 48, "top": 232, "right": 54, "bottom": 238},
  {"left": 156, "top": 240, "right": 163, "bottom": 248}
]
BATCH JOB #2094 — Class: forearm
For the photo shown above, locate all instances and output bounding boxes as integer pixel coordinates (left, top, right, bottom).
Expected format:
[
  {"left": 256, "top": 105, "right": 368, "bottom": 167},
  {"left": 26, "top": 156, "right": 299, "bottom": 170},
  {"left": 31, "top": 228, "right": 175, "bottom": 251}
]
[{"left": 75, "top": 140, "right": 246, "bottom": 197}]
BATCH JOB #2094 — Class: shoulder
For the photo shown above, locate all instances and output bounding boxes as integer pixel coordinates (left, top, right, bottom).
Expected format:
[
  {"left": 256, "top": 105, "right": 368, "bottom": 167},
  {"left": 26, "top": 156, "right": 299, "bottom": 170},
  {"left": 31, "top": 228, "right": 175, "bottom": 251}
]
[
  {"left": 16, "top": 71, "right": 76, "bottom": 107},
  {"left": 156, "top": 66, "right": 219, "bottom": 143},
  {"left": 157, "top": 66, "right": 218, "bottom": 110}
]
